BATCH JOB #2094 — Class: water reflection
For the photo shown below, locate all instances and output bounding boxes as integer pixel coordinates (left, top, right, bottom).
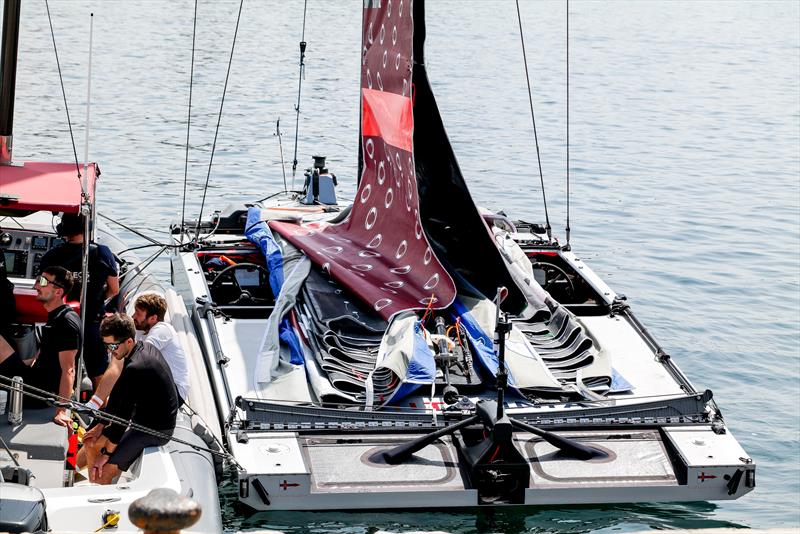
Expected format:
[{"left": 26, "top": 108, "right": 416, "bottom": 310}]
[{"left": 227, "top": 500, "right": 747, "bottom": 534}]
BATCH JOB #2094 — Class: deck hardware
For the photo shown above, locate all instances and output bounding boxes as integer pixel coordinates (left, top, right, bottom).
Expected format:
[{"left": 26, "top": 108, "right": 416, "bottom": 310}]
[
  {"left": 251, "top": 478, "right": 270, "bottom": 506},
  {"left": 745, "top": 469, "right": 756, "bottom": 488},
  {"left": 725, "top": 468, "right": 744, "bottom": 495}
]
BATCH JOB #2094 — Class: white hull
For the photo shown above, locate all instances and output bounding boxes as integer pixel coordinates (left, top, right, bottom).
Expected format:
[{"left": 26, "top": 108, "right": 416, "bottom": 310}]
[
  {"left": 1, "top": 212, "right": 222, "bottom": 532},
  {"left": 171, "top": 194, "right": 755, "bottom": 512}
]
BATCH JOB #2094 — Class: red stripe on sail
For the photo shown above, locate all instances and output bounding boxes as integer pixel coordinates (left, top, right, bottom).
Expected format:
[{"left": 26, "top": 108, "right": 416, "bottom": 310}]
[{"left": 362, "top": 89, "right": 414, "bottom": 152}]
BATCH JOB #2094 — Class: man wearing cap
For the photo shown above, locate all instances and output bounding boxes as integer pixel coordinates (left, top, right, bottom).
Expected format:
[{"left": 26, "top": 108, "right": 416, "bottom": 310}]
[
  {"left": 39, "top": 212, "right": 119, "bottom": 388},
  {"left": 0, "top": 266, "right": 81, "bottom": 428}
]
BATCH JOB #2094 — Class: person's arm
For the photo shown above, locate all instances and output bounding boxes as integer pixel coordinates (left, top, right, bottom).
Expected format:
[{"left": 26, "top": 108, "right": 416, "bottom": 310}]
[
  {"left": 98, "top": 245, "right": 120, "bottom": 302},
  {"left": 54, "top": 348, "right": 77, "bottom": 427},
  {"left": 105, "top": 274, "right": 120, "bottom": 301},
  {"left": 100, "top": 368, "right": 135, "bottom": 444},
  {"left": 89, "top": 356, "right": 123, "bottom": 409}
]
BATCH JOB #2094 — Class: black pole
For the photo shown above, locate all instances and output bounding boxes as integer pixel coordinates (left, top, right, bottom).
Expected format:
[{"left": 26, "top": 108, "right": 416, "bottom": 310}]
[
  {"left": 0, "top": 0, "right": 21, "bottom": 162},
  {"left": 0, "top": 0, "right": 20, "bottom": 135},
  {"left": 495, "top": 312, "right": 512, "bottom": 420}
]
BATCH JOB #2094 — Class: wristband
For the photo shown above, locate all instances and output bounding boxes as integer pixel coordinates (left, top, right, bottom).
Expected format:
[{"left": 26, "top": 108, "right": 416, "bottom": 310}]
[
  {"left": 86, "top": 395, "right": 103, "bottom": 410},
  {"left": 100, "top": 447, "right": 112, "bottom": 457}
]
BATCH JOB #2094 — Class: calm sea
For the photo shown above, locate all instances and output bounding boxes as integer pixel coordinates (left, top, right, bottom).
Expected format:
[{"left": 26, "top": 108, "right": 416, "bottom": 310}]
[{"left": 9, "top": 1, "right": 799, "bottom": 532}]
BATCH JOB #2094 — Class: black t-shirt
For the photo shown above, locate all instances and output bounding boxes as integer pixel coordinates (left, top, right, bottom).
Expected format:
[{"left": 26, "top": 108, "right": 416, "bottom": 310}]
[
  {"left": 0, "top": 250, "right": 14, "bottom": 336},
  {"left": 39, "top": 242, "right": 118, "bottom": 320},
  {"left": 102, "top": 341, "right": 178, "bottom": 443},
  {"left": 31, "top": 304, "right": 82, "bottom": 394}
]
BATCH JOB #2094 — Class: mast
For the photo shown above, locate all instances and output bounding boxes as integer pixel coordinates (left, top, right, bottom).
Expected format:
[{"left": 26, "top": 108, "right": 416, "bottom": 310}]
[{"left": 0, "top": 0, "right": 21, "bottom": 165}]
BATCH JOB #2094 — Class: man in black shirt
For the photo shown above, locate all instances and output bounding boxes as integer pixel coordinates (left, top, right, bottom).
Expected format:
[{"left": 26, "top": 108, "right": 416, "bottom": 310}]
[
  {"left": 77, "top": 313, "right": 178, "bottom": 484},
  {"left": 39, "top": 213, "right": 119, "bottom": 389},
  {"left": 0, "top": 266, "right": 81, "bottom": 428},
  {"left": 0, "top": 249, "right": 15, "bottom": 338}
]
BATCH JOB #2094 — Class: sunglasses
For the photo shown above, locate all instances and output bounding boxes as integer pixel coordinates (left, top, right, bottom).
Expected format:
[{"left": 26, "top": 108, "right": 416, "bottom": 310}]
[
  {"left": 37, "top": 275, "right": 64, "bottom": 289},
  {"left": 104, "top": 341, "right": 122, "bottom": 351}
]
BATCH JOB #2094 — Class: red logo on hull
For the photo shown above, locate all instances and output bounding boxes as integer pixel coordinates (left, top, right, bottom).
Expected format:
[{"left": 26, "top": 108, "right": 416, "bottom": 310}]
[
  {"left": 698, "top": 472, "right": 717, "bottom": 482},
  {"left": 279, "top": 480, "right": 300, "bottom": 490}
]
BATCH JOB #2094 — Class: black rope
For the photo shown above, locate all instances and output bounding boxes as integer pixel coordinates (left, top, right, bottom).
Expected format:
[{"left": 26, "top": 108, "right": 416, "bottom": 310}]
[
  {"left": 0, "top": 374, "right": 239, "bottom": 465},
  {"left": 194, "top": 0, "right": 245, "bottom": 242},
  {"left": 515, "top": 0, "right": 552, "bottom": 241},
  {"left": 290, "top": 0, "right": 309, "bottom": 186},
  {"left": 565, "top": 0, "right": 571, "bottom": 249},
  {"left": 117, "top": 242, "right": 180, "bottom": 256},
  {"left": 98, "top": 212, "right": 161, "bottom": 245},
  {"left": 44, "top": 0, "right": 81, "bottom": 181},
  {"left": 118, "top": 244, "right": 170, "bottom": 297},
  {"left": 180, "top": 0, "right": 199, "bottom": 245}
]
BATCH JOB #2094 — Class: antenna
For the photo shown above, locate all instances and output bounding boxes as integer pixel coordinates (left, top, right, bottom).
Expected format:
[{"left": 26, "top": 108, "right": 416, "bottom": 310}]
[
  {"left": 81, "top": 13, "right": 93, "bottom": 204},
  {"left": 290, "top": 0, "right": 309, "bottom": 189},
  {"left": 74, "top": 12, "right": 94, "bottom": 405},
  {"left": 565, "top": 0, "right": 572, "bottom": 250}
]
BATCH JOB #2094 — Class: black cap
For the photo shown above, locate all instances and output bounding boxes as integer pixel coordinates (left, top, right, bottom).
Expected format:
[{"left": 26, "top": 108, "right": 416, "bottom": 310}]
[{"left": 56, "top": 213, "right": 85, "bottom": 237}]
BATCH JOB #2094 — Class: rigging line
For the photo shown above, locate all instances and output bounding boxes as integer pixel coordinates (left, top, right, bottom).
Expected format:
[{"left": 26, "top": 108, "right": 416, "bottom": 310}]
[
  {"left": 515, "top": 0, "right": 552, "bottom": 241},
  {"left": 565, "top": 0, "right": 571, "bottom": 249},
  {"left": 117, "top": 242, "right": 180, "bottom": 255},
  {"left": 118, "top": 244, "right": 169, "bottom": 296},
  {"left": 97, "top": 212, "right": 161, "bottom": 245},
  {"left": 0, "top": 375, "right": 240, "bottom": 465},
  {"left": 276, "top": 118, "right": 288, "bottom": 191},
  {"left": 290, "top": 0, "right": 309, "bottom": 187},
  {"left": 193, "top": 0, "right": 245, "bottom": 242},
  {"left": 44, "top": 0, "right": 81, "bottom": 181},
  {"left": 180, "top": 0, "right": 198, "bottom": 246}
]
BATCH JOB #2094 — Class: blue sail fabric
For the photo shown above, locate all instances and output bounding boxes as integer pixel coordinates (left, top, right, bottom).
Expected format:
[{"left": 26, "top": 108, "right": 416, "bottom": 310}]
[
  {"left": 368, "top": 312, "right": 436, "bottom": 407},
  {"left": 245, "top": 207, "right": 284, "bottom": 295},
  {"left": 379, "top": 324, "right": 436, "bottom": 405},
  {"left": 246, "top": 206, "right": 303, "bottom": 365},
  {"left": 451, "top": 297, "right": 518, "bottom": 389}
]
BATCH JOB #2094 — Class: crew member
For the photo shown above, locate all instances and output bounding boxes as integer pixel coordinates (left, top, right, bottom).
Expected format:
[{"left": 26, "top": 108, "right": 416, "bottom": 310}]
[
  {"left": 39, "top": 212, "right": 119, "bottom": 388},
  {"left": 77, "top": 313, "right": 178, "bottom": 485},
  {"left": 0, "top": 266, "right": 80, "bottom": 428},
  {"left": 0, "top": 249, "right": 15, "bottom": 338},
  {"left": 88, "top": 293, "right": 189, "bottom": 410}
]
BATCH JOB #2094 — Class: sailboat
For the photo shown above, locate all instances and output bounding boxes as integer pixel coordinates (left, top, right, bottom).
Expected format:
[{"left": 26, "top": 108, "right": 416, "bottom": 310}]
[
  {"left": 173, "top": 0, "right": 755, "bottom": 511},
  {"left": 0, "top": 0, "right": 222, "bottom": 530}
]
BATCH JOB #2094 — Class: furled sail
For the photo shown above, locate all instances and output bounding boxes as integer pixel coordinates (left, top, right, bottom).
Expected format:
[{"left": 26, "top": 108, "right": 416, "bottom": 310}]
[
  {"left": 271, "top": 0, "right": 457, "bottom": 319},
  {"left": 265, "top": 0, "right": 613, "bottom": 403}
]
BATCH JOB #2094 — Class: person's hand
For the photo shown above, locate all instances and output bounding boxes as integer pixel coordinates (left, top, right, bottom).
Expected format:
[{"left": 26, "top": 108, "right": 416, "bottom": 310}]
[
  {"left": 91, "top": 452, "right": 111, "bottom": 483},
  {"left": 53, "top": 409, "right": 72, "bottom": 430},
  {"left": 82, "top": 424, "right": 104, "bottom": 445}
]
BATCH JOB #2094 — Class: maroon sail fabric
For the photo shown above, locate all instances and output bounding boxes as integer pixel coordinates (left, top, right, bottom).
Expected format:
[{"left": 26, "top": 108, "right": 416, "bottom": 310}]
[{"left": 271, "top": 0, "right": 456, "bottom": 320}]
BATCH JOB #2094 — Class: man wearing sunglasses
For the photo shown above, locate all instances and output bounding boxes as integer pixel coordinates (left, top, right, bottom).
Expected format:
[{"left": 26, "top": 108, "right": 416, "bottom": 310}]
[
  {"left": 0, "top": 266, "right": 81, "bottom": 428},
  {"left": 77, "top": 313, "right": 178, "bottom": 484},
  {"left": 39, "top": 212, "right": 120, "bottom": 390}
]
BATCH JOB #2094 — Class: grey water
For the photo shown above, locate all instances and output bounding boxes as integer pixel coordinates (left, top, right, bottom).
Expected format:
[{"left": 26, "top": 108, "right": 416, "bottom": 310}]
[{"left": 7, "top": 0, "right": 799, "bottom": 532}]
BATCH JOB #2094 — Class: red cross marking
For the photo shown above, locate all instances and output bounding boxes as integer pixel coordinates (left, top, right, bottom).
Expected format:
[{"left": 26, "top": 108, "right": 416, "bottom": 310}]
[
  {"left": 279, "top": 480, "right": 300, "bottom": 490},
  {"left": 698, "top": 472, "right": 717, "bottom": 482}
]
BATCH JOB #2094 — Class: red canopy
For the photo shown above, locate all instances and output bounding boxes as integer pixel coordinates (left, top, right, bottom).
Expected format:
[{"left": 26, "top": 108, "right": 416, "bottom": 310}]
[{"left": 0, "top": 161, "right": 98, "bottom": 215}]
